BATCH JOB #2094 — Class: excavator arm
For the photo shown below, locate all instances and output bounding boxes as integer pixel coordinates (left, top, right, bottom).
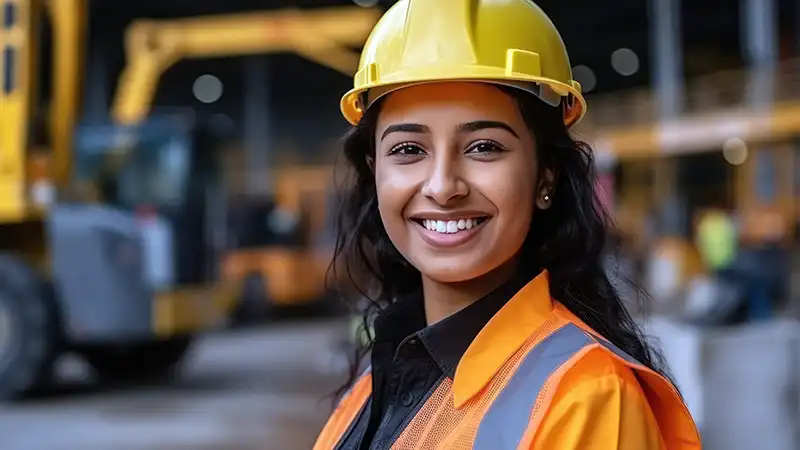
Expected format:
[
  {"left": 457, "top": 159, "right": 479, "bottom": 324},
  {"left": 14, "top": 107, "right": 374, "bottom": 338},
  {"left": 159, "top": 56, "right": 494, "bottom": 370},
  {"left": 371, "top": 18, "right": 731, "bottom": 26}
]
[
  {"left": 111, "top": 6, "right": 381, "bottom": 126},
  {"left": 47, "top": 0, "right": 86, "bottom": 187},
  {"left": 0, "top": 0, "right": 41, "bottom": 220},
  {"left": 0, "top": 0, "right": 84, "bottom": 217}
]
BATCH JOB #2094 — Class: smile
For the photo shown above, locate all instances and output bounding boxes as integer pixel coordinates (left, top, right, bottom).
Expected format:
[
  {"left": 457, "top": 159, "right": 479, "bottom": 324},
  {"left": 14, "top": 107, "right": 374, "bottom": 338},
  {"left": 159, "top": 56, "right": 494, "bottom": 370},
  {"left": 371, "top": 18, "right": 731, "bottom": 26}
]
[
  {"left": 418, "top": 218, "right": 488, "bottom": 234},
  {"left": 411, "top": 217, "right": 490, "bottom": 249}
]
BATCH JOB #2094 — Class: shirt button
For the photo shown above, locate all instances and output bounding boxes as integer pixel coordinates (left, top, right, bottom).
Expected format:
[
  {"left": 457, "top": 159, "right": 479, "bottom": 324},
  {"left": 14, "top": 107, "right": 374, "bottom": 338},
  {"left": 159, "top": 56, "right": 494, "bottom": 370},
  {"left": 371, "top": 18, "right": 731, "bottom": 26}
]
[{"left": 400, "top": 391, "right": 415, "bottom": 407}]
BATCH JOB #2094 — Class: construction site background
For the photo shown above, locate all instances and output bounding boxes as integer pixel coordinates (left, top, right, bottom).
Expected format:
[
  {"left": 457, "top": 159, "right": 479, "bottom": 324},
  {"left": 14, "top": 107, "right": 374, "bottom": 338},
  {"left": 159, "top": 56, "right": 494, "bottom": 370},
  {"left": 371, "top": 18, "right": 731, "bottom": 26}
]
[{"left": 2, "top": 1, "right": 800, "bottom": 449}]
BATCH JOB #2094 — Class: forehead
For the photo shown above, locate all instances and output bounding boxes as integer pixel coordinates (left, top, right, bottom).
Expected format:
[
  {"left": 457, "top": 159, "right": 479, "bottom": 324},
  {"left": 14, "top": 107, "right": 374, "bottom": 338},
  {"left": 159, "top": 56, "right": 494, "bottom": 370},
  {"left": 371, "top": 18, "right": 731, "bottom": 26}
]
[{"left": 377, "top": 82, "right": 524, "bottom": 131}]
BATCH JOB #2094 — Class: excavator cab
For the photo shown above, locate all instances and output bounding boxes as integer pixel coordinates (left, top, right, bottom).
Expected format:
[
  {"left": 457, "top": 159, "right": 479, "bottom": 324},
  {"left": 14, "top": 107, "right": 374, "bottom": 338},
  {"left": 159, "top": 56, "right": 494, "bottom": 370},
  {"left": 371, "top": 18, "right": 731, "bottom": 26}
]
[
  {"left": 70, "top": 115, "right": 224, "bottom": 289},
  {"left": 44, "top": 115, "right": 231, "bottom": 354}
]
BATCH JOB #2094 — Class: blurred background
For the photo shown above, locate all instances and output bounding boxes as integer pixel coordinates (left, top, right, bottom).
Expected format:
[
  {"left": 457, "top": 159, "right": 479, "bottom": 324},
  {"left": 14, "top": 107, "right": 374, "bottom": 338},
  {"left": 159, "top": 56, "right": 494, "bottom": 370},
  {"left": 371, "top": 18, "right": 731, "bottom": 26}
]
[{"left": 0, "top": 0, "right": 799, "bottom": 448}]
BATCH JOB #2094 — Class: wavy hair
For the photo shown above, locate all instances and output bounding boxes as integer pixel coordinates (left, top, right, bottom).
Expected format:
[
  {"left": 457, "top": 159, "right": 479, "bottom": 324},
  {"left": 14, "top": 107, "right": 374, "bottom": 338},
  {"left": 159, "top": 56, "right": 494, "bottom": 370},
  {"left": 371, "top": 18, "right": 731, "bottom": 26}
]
[{"left": 328, "top": 86, "right": 671, "bottom": 395}]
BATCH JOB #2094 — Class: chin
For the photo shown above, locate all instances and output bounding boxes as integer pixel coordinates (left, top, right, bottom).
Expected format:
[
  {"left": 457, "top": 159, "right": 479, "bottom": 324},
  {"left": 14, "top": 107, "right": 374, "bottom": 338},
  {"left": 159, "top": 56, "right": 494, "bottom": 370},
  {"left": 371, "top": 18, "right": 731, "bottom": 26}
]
[{"left": 413, "top": 258, "right": 493, "bottom": 284}]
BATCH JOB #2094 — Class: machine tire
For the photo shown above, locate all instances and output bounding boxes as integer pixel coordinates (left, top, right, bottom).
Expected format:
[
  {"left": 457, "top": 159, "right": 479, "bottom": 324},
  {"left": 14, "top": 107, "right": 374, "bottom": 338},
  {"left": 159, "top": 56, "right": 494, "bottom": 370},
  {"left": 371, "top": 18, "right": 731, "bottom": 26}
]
[
  {"left": 84, "top": 336, "right": 192, "bottom": 384},
  {"left": 0, "top": 254, "right": 59, "bottom": 401},
  {"left": 231, "top": 273, "right": 272, "bottom": 326}
]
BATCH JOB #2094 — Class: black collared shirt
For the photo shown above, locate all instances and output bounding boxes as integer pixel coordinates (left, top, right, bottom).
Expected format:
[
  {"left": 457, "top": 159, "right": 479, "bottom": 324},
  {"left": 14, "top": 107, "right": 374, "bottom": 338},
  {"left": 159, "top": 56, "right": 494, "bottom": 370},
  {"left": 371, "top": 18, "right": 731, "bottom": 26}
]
[{"left": 336, "top": 276, "right": 530, "bottom": 450}]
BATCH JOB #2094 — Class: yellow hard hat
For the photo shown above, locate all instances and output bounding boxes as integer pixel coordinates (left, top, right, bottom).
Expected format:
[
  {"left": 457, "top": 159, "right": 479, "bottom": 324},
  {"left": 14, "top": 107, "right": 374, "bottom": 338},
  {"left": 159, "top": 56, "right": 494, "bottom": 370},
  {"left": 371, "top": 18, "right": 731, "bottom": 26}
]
[{"left": 341, "top": 0, "right": 586, "bottom": 127}]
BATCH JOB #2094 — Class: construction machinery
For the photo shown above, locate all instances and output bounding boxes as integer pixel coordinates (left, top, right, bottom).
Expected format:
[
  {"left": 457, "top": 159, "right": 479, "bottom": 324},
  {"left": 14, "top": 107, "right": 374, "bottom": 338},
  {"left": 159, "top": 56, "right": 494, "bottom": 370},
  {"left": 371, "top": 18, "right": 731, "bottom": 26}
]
[
  {"left": 0, "top": 0, "right": 378, "bottom": 400},
  {"left": 108, "top": 6, "right": 381, "bottom": 319},
  {"left": 222, "top": 165, "right": 338, "bottom": 322},
  {"left": 111, "top": 6, "right": 379, "bottom": 125}
]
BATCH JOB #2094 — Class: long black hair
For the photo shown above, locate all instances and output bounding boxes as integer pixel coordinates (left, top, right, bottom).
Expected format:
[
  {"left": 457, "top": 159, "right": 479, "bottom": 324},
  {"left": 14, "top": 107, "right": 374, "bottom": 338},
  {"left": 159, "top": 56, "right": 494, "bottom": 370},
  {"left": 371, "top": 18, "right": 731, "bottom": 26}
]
[{"left": 328, "top": 85, "right": 671, "bottom": 395}]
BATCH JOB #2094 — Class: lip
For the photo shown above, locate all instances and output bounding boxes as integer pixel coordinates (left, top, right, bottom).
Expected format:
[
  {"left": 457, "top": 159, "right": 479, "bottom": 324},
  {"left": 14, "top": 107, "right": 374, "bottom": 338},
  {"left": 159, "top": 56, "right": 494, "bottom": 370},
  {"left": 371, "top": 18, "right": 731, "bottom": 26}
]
[{"left": 411, "top": 218, "right": 489, "bottom": 249}]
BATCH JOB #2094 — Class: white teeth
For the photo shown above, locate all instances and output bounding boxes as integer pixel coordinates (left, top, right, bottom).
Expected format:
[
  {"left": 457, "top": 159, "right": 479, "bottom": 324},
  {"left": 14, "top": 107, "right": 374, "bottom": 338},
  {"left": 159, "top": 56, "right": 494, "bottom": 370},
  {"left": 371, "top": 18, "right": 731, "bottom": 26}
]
[
  {"left": 421, "top": 218, "right": 485, "bottom": 234},
  {"left": 446, "top": 221, "right": 458, "bottom": 233}
]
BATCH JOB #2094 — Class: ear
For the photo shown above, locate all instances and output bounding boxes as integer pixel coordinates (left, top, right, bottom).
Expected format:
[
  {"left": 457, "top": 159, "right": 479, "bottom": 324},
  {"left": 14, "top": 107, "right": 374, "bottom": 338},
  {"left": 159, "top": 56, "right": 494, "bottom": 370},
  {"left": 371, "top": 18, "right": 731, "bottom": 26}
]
[
  {"left": 366, "top": 155, "right": 375, "bottom": 173},
  {"left": 535, "top": 168, "right": 555, "bottom": 210}
]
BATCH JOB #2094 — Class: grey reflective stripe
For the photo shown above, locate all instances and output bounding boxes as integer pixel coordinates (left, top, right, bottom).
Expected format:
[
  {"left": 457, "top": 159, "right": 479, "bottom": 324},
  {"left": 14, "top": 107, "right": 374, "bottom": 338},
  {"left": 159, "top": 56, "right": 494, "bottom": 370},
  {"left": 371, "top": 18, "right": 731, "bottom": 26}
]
[
  {"left": 593, "top": 335, "right": 640, "bottom": 365},
  {"left": 473, "top": 323, "right": 593, "bottom": 449}
]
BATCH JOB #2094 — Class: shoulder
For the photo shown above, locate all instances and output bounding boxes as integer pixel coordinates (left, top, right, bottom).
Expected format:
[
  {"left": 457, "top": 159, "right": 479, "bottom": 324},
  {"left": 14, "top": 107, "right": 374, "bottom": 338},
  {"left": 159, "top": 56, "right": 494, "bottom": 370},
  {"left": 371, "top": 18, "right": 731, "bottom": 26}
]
[
  {"left": 559, "top": 341, "right": 643, "bottom": 390},
  {"left": 546, "top": 307, "right": 650, "bottom": 397},
  {"left": 528, "top": 318, "right": 656, "bottom": 415},
  {"left": 544, "top": 343, "right": 667, "bottom": 441},
  {"left": 520, "top": 314, "right": 657, "bottom": 416},
  {"left": 531, "top": 347, "right": 666, "bottom": 450}
]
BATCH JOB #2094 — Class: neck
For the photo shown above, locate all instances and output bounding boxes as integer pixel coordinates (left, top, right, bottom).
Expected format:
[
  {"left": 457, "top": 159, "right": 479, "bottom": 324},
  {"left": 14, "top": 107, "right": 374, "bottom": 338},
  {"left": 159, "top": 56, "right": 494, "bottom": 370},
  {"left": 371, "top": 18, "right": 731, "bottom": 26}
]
[{"left": 421, "top": 258, "right": 519, "bottom": 325}]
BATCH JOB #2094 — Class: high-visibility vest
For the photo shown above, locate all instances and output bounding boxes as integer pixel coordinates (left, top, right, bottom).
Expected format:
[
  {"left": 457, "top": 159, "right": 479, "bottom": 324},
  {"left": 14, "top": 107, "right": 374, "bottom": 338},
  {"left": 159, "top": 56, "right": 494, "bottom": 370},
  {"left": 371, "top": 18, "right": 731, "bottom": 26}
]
[
  {"left": 314, "top": 279, "right": 701, "bottom": 449},
  {"left": 696, "top": 211, "right": 737, "bottom": 271}
]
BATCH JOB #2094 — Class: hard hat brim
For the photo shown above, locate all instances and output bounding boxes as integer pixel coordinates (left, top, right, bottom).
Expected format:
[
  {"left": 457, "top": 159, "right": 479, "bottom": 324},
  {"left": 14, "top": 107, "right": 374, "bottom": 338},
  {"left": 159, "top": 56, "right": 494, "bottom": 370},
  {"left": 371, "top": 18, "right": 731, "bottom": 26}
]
[{"left": 340, "top": 71, "right": 586, "bottom": 128}]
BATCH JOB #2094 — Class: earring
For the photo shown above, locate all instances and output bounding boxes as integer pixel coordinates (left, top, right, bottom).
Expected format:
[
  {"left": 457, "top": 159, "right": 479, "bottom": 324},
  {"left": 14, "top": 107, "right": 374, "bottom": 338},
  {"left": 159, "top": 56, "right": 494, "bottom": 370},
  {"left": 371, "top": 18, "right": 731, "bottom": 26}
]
[{"left": 543, "top": 193, "right": 551, "bottom": 203}]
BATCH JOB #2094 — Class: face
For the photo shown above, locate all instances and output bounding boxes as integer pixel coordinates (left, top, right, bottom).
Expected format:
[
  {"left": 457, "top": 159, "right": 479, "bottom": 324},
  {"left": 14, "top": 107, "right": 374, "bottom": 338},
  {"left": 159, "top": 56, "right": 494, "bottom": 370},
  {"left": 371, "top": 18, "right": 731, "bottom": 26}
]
[{"left": 374, "top": 82, "right": 549, "bottom": 283}]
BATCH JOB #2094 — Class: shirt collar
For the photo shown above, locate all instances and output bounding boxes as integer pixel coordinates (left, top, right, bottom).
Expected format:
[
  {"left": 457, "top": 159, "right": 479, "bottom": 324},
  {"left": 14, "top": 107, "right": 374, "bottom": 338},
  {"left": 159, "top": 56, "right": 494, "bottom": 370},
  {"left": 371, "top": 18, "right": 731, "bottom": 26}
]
[
  {"left": 452, "top": 270, "right": 554, "bottom": 408},
  {"left": 371, "top": 272, "right": 535, "bottom": 378},
  {"left": 372, "top": 293, "right": 427, "bottom": 349},
  {"left": 416, "top": 274, "right": 532, "bottom": 378}
]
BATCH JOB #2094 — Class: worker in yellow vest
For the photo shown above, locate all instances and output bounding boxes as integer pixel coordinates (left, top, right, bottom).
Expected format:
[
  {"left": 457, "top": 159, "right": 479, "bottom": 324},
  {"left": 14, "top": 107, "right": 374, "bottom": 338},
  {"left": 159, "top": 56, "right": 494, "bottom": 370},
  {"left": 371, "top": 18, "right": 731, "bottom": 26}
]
[
  {"left": 696, "top": 209, "right": 737, "bottom": 273},
  {"left": 315, "top": 1, "right": 702, "bottom": 448}
]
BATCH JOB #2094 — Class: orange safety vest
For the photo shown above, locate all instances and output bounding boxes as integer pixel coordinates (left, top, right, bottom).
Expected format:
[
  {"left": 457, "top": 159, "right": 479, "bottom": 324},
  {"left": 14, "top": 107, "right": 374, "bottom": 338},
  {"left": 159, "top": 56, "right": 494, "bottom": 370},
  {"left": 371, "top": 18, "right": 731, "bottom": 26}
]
[{"left": 314, "top": 273, "right": 701, "bottom": 449}]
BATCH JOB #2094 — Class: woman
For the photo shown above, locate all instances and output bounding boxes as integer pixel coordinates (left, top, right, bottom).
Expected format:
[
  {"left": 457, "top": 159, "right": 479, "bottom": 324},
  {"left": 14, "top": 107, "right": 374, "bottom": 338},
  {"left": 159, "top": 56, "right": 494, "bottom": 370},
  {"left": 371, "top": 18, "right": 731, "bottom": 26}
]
[{"left": 315, "top": 0, "right": 702, "bottom": 449}]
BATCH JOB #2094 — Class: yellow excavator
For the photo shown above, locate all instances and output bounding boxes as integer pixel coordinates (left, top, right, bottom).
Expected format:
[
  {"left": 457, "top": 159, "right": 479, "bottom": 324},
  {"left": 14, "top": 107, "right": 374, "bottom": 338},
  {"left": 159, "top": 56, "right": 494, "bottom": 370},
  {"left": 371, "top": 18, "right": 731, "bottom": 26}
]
[
  {"left": 105, "top": 7, "right": 380, "bottom": 319},
  {"left": 0, "top": 0, "right": 378, "bottom": 400}
]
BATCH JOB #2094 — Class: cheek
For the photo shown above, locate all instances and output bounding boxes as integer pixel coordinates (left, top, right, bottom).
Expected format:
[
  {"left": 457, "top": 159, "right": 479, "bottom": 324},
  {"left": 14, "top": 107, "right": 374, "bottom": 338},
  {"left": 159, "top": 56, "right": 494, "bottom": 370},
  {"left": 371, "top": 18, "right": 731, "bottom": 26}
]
[
  {"left": 472, "top": 158, "right": 536, "bottom": 262},
  {"left": 482, "top": 158, "right": 537, "bottom": 224},
  {"left": 375, "top": 165, "right": 417, "bottom": 247}
]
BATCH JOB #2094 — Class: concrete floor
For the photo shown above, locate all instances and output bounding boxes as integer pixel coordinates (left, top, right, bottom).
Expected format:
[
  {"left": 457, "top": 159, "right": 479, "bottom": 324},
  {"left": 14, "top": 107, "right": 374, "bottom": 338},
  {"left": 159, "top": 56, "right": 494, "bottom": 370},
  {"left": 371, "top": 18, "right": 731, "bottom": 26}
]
[{"left": 0, "top": 319, "right": 352, "bottom": 450}]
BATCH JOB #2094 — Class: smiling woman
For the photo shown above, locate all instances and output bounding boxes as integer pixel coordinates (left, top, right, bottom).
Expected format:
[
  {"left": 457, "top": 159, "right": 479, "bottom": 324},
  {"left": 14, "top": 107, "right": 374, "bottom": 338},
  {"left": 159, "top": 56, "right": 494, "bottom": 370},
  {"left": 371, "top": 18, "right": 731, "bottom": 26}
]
[
  {"left": 314, "top": 1, "right": 702, "bottom": 449},
  {"left": 374, "top": 83, "right": 541, "bottom": 297}
]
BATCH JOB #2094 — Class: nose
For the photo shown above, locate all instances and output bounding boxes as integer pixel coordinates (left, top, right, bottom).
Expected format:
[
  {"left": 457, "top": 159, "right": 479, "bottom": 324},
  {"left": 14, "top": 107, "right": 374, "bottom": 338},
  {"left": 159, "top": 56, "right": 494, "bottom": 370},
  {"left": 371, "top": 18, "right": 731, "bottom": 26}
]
[{"left": 421, "top": 155, "right": 469, "bottom": 205}]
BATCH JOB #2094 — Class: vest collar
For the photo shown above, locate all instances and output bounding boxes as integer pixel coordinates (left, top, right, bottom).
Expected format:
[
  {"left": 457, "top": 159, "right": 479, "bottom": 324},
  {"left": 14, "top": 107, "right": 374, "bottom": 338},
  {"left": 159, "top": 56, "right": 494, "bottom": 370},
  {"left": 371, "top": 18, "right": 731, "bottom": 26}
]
[{"left": 452, "top": 270, "right": 554, "bottom": 408}]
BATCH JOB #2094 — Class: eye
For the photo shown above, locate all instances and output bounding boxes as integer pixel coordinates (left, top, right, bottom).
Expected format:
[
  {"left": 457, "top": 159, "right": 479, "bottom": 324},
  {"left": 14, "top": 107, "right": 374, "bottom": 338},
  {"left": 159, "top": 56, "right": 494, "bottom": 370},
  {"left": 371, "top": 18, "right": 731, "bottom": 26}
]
[
  {"left": 387, "top": 142, "right": 427, "bottom": 157},
  {"left": 466, "top": 140, "right": 505, "bottom": 156}
]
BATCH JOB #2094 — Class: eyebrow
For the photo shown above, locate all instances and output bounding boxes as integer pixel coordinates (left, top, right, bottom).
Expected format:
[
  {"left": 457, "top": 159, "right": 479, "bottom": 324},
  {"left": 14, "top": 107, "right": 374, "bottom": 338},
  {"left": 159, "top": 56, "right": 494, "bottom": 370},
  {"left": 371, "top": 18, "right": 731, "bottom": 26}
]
[
  {"left": 457, "top": 120, "right": 519, "bottom": 138},
  {"left": 380, "top": 120, "right": 519, "bottom": 141},
  {"left": 381, "top": 123, "right": 430, "bottom": 141}
]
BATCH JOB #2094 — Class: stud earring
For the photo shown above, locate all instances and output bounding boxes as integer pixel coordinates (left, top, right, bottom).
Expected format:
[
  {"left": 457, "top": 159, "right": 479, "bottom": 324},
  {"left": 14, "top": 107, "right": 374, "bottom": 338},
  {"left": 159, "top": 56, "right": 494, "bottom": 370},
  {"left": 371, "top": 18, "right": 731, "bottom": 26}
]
[{"left": 543, "top": 193, "right": 551, "bottom": 203}]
